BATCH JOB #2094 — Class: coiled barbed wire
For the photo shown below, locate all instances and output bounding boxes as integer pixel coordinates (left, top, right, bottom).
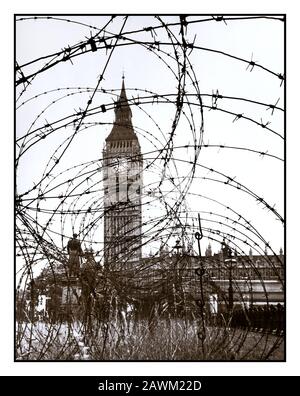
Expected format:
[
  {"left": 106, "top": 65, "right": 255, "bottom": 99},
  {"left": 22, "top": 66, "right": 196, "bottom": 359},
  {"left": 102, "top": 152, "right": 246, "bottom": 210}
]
[{"left": 16, "top": 15, "right": 284, "bottom": 361}]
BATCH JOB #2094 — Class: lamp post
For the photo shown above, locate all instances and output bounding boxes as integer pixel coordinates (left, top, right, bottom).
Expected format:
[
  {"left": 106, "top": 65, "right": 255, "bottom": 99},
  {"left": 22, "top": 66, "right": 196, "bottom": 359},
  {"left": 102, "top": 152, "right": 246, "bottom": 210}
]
[
  {"left": 195, "top": 213, "right": 206, "bottom": 358},
  {"left": 172, "top": 238, "right": 184, "bottom": 317}
]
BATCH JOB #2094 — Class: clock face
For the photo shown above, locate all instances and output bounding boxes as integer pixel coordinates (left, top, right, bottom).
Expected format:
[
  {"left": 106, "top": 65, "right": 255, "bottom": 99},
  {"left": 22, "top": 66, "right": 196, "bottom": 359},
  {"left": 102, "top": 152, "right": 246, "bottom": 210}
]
[{"left": 119, "top": 158, "right": 128, "bottom": 171}]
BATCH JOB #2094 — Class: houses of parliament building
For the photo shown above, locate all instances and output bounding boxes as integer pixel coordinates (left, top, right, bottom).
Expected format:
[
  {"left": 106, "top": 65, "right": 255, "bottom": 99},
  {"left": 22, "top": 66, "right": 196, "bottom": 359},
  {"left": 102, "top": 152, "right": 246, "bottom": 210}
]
[{"left": 69, "top": 77, "right": 284, "bottom": 311}]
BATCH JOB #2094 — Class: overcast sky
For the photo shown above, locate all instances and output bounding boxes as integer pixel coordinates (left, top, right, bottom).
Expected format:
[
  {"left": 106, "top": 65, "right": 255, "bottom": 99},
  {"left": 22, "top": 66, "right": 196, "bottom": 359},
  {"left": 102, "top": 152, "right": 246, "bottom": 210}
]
[{"left": 16, "top": 15, "right": 284, "bottom": 265}]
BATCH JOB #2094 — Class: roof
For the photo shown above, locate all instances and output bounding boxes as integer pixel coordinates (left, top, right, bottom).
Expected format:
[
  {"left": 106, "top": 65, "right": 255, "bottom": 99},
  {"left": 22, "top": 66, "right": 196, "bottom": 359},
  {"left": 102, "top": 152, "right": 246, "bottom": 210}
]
[{"left": 106, "top": 78, "right": 138, "bottom": 142}]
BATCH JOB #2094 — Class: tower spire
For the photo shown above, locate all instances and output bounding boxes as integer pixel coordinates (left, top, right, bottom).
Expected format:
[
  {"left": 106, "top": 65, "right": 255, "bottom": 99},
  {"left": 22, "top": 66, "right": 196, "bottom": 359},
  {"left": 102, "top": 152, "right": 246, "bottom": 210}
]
[
  {"left": 117, "top": 76, "right": 131, "bottom": 118},
  {"left": 106, "top": 76, "right": 137, "bottom": 142}
]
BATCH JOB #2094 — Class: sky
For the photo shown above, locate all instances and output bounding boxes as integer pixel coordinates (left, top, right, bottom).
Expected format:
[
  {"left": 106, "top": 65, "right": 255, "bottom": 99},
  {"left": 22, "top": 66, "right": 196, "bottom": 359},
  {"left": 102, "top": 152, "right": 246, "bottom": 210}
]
[{"left": 16, "top": 14, "right": 284, "bottom": 266}]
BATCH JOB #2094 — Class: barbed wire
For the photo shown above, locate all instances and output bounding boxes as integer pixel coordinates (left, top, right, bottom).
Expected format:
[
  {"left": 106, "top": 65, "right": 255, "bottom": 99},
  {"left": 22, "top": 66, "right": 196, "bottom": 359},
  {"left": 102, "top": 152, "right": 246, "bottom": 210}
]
[{"left": 16, "top": 14, "right": 284, "bottom": 361}]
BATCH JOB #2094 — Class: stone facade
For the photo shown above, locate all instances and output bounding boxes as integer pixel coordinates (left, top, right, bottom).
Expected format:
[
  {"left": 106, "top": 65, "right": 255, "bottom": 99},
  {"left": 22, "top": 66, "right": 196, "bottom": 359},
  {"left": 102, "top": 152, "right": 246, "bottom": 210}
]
[{"left": 102, "top": 78, "right": 143, "bottom": 269}]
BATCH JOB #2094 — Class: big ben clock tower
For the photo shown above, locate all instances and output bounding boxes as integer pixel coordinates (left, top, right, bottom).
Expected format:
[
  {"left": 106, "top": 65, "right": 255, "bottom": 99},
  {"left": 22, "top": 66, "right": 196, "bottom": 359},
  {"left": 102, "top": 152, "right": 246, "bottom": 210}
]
[{"left": 103, "top": 77, "right": 143, "bottom": 269}]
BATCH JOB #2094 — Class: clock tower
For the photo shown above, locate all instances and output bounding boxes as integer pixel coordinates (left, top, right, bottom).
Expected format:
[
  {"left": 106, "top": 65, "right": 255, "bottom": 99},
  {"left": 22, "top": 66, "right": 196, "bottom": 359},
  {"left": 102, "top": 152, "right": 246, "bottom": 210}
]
[{"left": 103, "top": 77, "right": 143, "bottom": 269}]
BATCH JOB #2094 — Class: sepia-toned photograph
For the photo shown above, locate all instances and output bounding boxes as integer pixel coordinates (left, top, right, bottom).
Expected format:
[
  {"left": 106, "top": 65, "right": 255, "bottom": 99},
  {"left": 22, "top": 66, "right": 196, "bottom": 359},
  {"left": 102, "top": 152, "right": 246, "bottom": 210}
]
[{"left": 15, "top": 14, "right": 285, "bottom": 361}]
